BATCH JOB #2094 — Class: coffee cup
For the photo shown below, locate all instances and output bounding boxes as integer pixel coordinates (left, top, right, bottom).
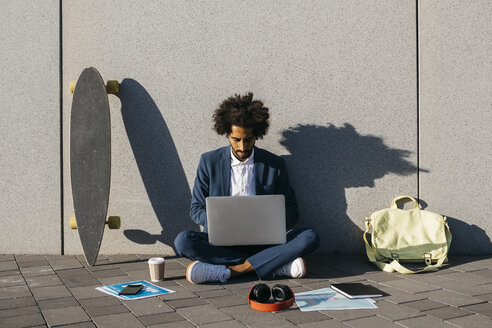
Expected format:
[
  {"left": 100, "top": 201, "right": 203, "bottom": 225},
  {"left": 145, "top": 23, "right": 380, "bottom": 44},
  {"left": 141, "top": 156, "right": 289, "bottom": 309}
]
[{"left": 148, "top": 257, "right": 165, "bottom": 282}]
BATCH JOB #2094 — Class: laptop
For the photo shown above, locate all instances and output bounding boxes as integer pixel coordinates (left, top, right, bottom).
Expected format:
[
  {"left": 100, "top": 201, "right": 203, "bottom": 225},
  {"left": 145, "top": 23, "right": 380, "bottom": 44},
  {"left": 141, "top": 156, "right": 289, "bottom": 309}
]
[{"left": 206, "top": 195, "right": 286, "bottom": 246}]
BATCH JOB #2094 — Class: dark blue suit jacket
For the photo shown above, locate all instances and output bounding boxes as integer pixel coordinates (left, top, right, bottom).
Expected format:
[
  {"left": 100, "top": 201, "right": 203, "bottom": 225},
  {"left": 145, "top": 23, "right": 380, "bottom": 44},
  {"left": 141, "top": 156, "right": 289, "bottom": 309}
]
[{"left": 190, "top": 146, "right": 299, "bottom": 232}]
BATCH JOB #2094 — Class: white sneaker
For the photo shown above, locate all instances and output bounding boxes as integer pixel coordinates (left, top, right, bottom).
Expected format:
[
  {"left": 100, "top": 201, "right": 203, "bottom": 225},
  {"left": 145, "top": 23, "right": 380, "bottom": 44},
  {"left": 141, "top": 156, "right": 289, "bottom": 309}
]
[
  {"left": 272, "top": 257, "right": 307, "bottom": 278},
  {"left": 186, "top": 261, "right": 231, "bottom": 284}
]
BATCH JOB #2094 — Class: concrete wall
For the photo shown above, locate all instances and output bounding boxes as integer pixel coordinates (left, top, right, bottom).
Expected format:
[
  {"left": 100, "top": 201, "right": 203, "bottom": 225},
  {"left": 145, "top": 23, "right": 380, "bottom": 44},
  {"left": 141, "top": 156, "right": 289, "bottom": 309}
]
[
  {"left": 419, "top": 0, "right": 492, "bottom": 253},
  {"left": 62, "top": 0, "right": 417, "bottom": 255},
  {"left": 0, "top": 1, "right": 60, "bottom": 254},
  {"left": 2, "top": 0, "right": 491, "bottom": 255}
]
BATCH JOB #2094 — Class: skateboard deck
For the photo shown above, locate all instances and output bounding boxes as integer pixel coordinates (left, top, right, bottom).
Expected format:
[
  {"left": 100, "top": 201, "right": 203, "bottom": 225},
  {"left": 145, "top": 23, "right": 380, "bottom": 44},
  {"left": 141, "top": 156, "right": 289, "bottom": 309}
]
[{"left": 70, "top": 67, "right": 118, "bottom": 266}]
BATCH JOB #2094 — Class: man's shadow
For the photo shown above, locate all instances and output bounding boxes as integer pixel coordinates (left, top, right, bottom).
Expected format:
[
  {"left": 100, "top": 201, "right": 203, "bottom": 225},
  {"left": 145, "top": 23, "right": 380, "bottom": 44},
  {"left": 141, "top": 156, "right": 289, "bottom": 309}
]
[
  {"left": 280, "top": 123, "right": 417, "bottom": 253},
  {"left": 116, "top": 79, "right": 197, "bottom": 248}
]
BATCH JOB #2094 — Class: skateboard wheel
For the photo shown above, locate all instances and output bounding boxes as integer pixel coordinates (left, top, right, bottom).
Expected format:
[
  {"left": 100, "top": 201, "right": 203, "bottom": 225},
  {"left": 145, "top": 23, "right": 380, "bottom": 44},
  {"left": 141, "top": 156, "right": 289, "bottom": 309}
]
[
  {"left": 69, "top": 81, "right": 76, "bottom": 94},
  {"left": 69, "top": 216, "right": 77, "bottom": 229},
  {"left": 107, "top": 216, "right": 121, "bottom": 229},
  {"left": 106, "top": 80, "right": 119, "bottom": 94}
]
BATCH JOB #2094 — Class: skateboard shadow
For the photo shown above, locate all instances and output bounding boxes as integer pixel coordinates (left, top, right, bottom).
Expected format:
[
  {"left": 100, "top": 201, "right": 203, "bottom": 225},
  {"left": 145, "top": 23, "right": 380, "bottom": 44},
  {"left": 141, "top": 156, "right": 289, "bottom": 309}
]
[
  {"left": 280, "top": 123, "right": 418, "bottom": 253},
  {"left": 116, "top": 79, "right": 197, "bottom": 249}
]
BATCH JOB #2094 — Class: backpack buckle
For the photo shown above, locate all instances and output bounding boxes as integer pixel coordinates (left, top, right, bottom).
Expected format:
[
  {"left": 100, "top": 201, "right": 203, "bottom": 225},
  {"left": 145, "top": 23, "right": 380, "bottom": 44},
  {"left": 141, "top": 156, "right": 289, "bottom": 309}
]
[
  {"left": 391, "top": 253, "right": 399, "bottom": 261},
  {"left": 424, "top": 253, "right": 432, "bottom": 265}
]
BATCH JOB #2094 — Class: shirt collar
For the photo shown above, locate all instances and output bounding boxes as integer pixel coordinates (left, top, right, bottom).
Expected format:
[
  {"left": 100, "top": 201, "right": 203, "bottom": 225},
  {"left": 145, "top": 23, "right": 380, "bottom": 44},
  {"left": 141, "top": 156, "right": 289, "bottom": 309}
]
[{"left": 230, "top": 147, "right": 255, "bottom": 167}]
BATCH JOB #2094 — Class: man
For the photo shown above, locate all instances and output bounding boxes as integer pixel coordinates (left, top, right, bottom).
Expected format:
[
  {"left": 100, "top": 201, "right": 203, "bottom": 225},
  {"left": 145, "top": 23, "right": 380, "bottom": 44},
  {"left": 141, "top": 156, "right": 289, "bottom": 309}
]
[{"left": 174, "top": 93, "right": 319, "bottom": 284}]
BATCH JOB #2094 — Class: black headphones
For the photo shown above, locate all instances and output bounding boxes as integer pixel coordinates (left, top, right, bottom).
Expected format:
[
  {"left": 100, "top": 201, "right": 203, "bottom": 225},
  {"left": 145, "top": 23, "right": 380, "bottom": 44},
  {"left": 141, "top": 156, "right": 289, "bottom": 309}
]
[{"left": 248, "top": 283, "right": 294, "bottom": 312}]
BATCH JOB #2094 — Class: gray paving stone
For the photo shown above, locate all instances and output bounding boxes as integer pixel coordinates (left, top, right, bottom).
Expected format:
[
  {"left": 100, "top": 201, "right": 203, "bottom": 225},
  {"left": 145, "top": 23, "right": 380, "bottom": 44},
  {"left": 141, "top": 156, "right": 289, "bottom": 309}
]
[
  {"left": 42, "top": 306, "right": 91, "bottom": 327},
  {"left": 0, "top": 305, "right": 39, "bottom": 318},
  {"left": 0, "top": 269, "right": 20, "bottom": 277},
  {"left": 151, "top": 279, "right": 181, "bottom": 289},
  {"left": 0, "top": 312, "right": 45, "bottom": 327},
  {"left": 158, "top": 286, "right": 198, "bottom": 300},
  {"left": 401, "top": 299, "right": 448, "bottom": 311},
  {"left": 78, "top": 296, "right": 121, "bottom": 308},
  {"left": 0, "top": 296, "right": 36, "bottom": 310},
  {"left": 0, "top": 255, "right": 14, "bottom": 262},
  {"left": 320, "top": 309, "right": 375, "bottom": 322},
  {"left": 16, "top": 258, "right": 48, "bottom": 269},
  {"left": 117, "top": 261, "right": 149, "bottom": 272},
  {"left": 59, "top": 272, "right": 101, "bottom": 288},
  {"left": 396, "top": 315, "right": 457, "bottom": 328},
  {"left": 20, "top": 265, "right": 55, "bottom": 277},
  {"left": 177, "top": 279, "right": 226, "bottom": 292},
  {"left": 123, "top": 297, "right": 174, "bottom": 316},
  {"left": 0, "top": 274, "right": 25, "bottom": 287},
  {"left": 446, "top": 313, "right": 492, "bottom": 328},
  {"left": 468, "top": 257, "right": 492, "bottom": 268},
  {"left": 343, "top": 315, "right": 396, "bottom": 328},
  {"left": 69, "top": 285, "right": 106, "bottom": 300},
  {"left": 126, "top": 269, "right": 152, "bottom": 281},
  {"left": 275, "top": 307, "right": 330, "bottom": 324},
  {"left": 0, "top": 285, "right": 31, "bottom": 300},
  {"left": 84, "top": 263, "right": 120, "bottom": 272},
  {"left": 31, "top": 285, "right": 72, "bottom": 300},
  {"left": 97, "top": 276, "right": 133, "bottom": 286},
  {"left": 221, "top": 304, "right": 297, "bottom": 327},
  {"left": 222, "top": 279, "right": 261, "bottom": 291},
  {"left": 476, "top": 293, "right": 492, "bottom": 302},
  {"left": 400, "top": 272, "right": 455, "bottom": 286},
  {"left": 471, "top": 269, "right": 492, "bottom": 278},
  {"left": 460, "top": 302, "right": 492, "bottom": 318},
  {"left": 445, "top": 262, "right": 485, "bottom": 273},
  {"left": 435, "top": 279, "right": 492, "bottom": 296},
  {"left": 368, "top": 300, "right": 422, "bottom": 321},
  {"left": 138, "top": 312, "right": 187, "bottom": 325},
  {"left": 54, "top": 322, "right": 96, "bottom": 328},
  {"left": 90, "top": 268, "right": 128, "bottom": 278},
  {"left": 37, "top": 296, "right": 80, "bottom": 310},
  {"left": 148, "top": 321, "right": 195, "bottom": 328},
  {"left": 106, "top": 255, "right": 142, "bottom": 263},
  {"left": 177, "top": 304, "right": 232, "bottom": 325},
  {"left": 368, "top": 284, "right": 424, "bottom": 304},
  {"left": 363, "top": 271, "right": 401, "bottom": 283},
  {"left": 195, "top": 288, "right": 235, "bottom": 299},
  {"left": 444, "top": 271, "right": 492, "bottom": 285},
  {"left": 204, "top": 294, "right": 248, "bottom": 308},
  {"left": 174, "top": 257, "right": 193, "bottom": 267},
  {"left": 162, "top": 268, "right": 187, "bottom": 280},
  {"left": 299, "top": 320, "right": 350, "bottom": 328},
  {"left": 199, "top": 319, "right": 247, "bottom": 327},
  {"left": 85, "top": 304, "right": 130, "bottom": 317},
  {"left": 417, "top": 289, "right": 486, "bottom": 307},
  {"left": 165, "top": 296, "right": 209, "bottom": 309},
  {"left": 25, "top": 274, "right": 63, "bottom": 288},
  {"left": 92, "top": 312, "right": 146, "bottom": 328},
  {"left": 423, "top": 306, "right": 474, "bottom": 320},
  {"left": 381, "top": 279, "right": 440, "bottom": 294},
  {"left": 328, "top": 275, "right": 367, "bottom": 284},
  {"left": 45, "top": 256, "right": 83, "bottom": 270},
  {"left": 164, "top": 261, "right": 188, "bottom": 270}
]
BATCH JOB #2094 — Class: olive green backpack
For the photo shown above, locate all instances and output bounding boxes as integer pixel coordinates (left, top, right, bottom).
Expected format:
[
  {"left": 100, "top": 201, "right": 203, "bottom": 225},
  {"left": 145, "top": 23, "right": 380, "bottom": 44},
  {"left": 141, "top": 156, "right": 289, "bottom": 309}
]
[{"left": 364, "top": 196, "right": 452, "bottom": 274}]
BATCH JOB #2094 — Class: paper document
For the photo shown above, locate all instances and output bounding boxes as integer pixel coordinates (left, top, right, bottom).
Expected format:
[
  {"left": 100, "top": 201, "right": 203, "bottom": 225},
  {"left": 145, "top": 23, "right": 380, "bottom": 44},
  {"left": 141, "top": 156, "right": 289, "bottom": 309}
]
[
  {"left": 96, "top": 280, "right": 175, "bottom": 300},
  {"left": 295, "top": 287, "right": 377, "bottom": 311}
]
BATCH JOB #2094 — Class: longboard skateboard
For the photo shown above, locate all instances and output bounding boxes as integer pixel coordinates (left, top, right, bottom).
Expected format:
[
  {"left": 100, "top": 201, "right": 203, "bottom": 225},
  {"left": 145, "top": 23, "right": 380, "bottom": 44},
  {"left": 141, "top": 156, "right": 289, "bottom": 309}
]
[{"left": 69, "top": 67, "right": 120, "bottom": 266}]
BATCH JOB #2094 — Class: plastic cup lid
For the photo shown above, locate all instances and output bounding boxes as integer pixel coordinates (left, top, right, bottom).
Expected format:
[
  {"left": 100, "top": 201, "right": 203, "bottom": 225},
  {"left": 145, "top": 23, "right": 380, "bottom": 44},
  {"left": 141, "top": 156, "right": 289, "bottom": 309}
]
[{"left": 148, "top": 257, "right": 165, "bottom": 264}]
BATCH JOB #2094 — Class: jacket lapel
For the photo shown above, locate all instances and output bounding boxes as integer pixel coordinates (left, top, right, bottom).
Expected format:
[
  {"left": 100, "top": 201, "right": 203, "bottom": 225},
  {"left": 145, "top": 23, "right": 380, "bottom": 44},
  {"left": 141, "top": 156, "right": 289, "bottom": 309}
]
[
  {"left": 220, "top": 146, "right": 231, "bottom": 196},
  {"left": 254, "top": 147, "right": 265, "bottom": 195}
]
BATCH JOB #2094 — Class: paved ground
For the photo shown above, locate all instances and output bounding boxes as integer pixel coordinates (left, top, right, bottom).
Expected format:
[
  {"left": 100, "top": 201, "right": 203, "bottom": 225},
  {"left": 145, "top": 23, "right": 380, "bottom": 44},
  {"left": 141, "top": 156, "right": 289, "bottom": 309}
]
[{"left": 1, "top": 254, "right": 492, "bottom": 327}]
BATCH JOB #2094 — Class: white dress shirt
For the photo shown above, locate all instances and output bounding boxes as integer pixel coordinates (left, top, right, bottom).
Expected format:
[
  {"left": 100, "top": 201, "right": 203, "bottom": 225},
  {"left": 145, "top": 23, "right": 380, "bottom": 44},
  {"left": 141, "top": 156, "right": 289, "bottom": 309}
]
[{"left": 230, "top": 148, "right": 255, "bottom": 196}]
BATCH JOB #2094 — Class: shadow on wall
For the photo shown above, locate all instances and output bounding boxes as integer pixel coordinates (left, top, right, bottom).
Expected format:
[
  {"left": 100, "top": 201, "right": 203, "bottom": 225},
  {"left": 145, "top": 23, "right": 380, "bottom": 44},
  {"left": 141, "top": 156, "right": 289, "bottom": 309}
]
[
  {"left": 280, "top": 123, "right": 417, "bottom": 253},
  {"left": 419, "top": 200, "right": 492, "bottom": 254},
  {"left": 116, "top": 79, "right": 197, "bottom": 249}
]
